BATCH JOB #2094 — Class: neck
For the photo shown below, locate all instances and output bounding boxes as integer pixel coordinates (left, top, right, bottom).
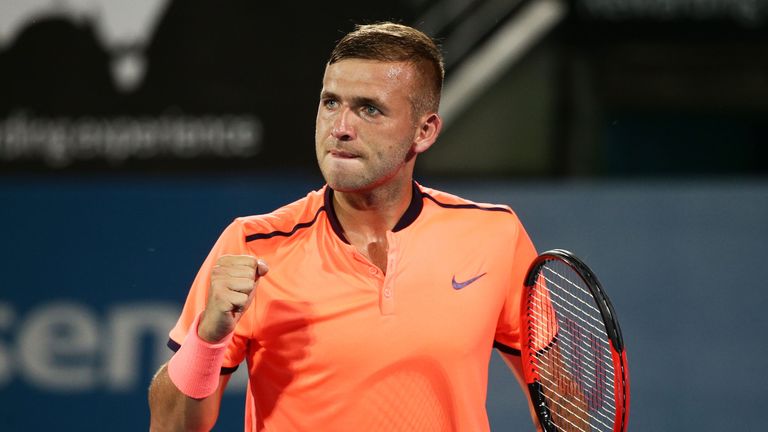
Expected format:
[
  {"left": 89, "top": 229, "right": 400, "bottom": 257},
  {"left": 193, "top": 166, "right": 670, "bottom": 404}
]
[
  {"left": 331, "top": 178, "right": 413, "bottom": 273},
  {"left": 332, "top": 178, "right": 413, "bottom": 238}
]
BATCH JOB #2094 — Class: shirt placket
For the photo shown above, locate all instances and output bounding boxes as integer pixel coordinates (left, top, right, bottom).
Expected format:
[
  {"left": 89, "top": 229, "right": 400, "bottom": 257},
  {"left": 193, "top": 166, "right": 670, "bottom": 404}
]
[
  {"left": 379, "top": 231, "right": 399, "bottom": 315},
  {"left": 349, "top": 231, "right": 399, "bottom": 315}
]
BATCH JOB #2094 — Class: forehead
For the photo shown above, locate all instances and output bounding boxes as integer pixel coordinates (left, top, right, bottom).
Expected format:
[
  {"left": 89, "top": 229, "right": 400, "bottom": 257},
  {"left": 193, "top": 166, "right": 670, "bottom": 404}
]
[{"left": 321, "top": 59, "right": 417, "bottom": 99}]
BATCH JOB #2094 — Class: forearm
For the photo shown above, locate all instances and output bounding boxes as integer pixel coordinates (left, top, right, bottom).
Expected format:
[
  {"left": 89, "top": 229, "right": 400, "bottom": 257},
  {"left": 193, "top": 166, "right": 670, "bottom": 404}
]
[
  {"left": 149, "top": 255, "right": 264, "bottom": 430},
  {"left": 148, "top": 363, "right": 226, "bottom": 432},
  {"left": 500, "top": 352, "right": 544, "bottom": 432}
]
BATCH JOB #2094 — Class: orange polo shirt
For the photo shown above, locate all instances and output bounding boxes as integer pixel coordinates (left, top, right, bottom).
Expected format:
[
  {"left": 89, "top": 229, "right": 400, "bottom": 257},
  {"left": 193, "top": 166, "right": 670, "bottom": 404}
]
[{"left": 169, "top": 182, "right": 537, "bottom": 431}]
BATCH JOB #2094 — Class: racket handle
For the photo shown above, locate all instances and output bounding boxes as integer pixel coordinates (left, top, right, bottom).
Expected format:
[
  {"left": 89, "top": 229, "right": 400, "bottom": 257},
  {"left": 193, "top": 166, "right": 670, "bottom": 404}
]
[{"left": 528, "top": 382, "right": 556, "bottom": 432}]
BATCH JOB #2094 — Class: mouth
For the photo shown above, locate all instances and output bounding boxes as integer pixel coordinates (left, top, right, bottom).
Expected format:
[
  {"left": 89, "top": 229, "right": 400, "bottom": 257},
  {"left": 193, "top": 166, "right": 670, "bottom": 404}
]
[{"left": 328, "top": 148, "right": 359, "bottom": 159}]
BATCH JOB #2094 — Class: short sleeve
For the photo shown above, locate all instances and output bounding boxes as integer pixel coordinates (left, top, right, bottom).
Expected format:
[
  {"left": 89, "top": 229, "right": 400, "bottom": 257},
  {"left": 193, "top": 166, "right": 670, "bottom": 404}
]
[
  {"left": 167, "top": 218, "right": 252, "bottom": 372},
  {"left": 493, "top": 214, "right": 537, "bottom": 354}
]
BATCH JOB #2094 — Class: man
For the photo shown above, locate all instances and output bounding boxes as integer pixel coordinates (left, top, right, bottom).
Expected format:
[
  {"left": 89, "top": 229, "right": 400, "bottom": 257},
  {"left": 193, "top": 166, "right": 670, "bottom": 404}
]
[{"left": 149, "top": 22, "right": 540, "bottom": 431}]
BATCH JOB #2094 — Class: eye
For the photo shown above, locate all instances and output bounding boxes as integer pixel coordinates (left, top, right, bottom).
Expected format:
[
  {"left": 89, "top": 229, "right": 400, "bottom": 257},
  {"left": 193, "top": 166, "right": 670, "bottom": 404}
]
[
  {"left": 322, "top": 98, "right": 339, "bottom": 110},
  {"left": 361, "top": 105, "right": 380, "bottom": 117}
]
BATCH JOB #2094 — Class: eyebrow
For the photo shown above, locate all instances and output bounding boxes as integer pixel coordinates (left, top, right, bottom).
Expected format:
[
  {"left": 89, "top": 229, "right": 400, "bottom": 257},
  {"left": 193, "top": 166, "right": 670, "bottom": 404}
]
[{"left": 320, "top": 91, "right": 387, "bottom": 110}]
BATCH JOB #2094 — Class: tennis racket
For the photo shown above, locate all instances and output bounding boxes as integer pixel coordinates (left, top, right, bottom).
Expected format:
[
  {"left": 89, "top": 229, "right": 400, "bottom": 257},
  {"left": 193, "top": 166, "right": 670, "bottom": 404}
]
[{"left": 520, "top": 249, "right": 629, "bottom": 432}]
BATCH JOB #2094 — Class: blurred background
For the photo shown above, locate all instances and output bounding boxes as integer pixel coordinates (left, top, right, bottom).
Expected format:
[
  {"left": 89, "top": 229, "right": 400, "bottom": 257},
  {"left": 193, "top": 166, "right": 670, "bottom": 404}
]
[{"left": 1, "top": 0, "right": 767, "bottom": 430}]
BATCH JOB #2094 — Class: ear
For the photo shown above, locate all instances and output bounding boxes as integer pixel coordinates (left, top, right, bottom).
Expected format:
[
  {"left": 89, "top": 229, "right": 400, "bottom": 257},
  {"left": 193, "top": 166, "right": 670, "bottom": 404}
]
[{"left": 412, "top": 113, "right": 443, "bottom": 155}]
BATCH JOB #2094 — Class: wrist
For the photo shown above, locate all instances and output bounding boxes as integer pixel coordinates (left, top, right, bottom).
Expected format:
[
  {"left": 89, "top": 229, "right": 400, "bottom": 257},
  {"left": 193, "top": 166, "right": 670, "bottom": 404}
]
[
  {"left": 167, "top": 313, "right": 234, "bottom": 399},
  {"left": 196, "top": 310, "right": 229, "bottom": 343}
]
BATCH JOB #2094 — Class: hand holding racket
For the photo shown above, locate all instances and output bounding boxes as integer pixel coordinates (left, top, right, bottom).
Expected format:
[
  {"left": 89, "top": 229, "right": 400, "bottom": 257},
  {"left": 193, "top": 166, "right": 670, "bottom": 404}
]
[{"left": 521, "top": 250, "right": 630, "bottom": 432}]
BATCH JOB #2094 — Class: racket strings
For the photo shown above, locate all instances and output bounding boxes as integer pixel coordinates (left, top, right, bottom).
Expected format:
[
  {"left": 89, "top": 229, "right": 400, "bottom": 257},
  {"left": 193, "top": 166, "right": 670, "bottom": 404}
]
[
  {"left": 528, "top": 307, "right": 615, "bottom": 374},
  {"left": 532, "top": 269, "right": 616, "bottom": 375},
  {"left": 528, "top": 386, "right": 600, "bottom": 432},
  {"left": 526, "top": 262, "right": 618, "bottom": 432},
  {"left": 536, "top": 369, "right": 615, "bottom": 430},
  {"left": 538, "top": 273, "right": 609, "bottom": 339},
  {"left": 535, "top": 355, "right": 616, "bottom": 432},
  {"left": 527, "top": 328, "right": 616, "bottom": 427},
  {"left": 527, "top": 286, "right": 616, "bottom": 382},
  {"left": 527, "top": 306, "right": 610, "bottom": 359},
  {"left": 545, "top": 267, "right": 604, "bottom": 316},
  {"left": 527, "top": 314, "right": 615, "bottom": 392},
  {"left": 529, "top": 338, "right": 615, "bottom": 431}
]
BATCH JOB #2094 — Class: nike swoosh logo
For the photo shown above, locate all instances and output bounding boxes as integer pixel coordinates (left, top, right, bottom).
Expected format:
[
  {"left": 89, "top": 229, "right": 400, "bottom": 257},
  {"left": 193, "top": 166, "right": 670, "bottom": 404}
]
[{"left": 452, "top": 272, "right": 487, "bottom": 290}]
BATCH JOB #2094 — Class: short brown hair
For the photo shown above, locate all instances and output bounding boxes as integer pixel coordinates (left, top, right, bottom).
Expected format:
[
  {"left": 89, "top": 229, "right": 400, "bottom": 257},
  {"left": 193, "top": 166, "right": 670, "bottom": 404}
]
[{"left": 328, "top": 22, "right": 444, "bottom": 117}]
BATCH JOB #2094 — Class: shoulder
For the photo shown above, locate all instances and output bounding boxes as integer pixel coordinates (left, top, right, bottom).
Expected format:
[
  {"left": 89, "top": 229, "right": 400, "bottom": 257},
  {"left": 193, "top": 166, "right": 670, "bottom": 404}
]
[
  {"left": 418, "top": 184, "right": 516, "bottom": 216},
  {"left": 416, "top": 184, "right": 528, "bottom": 235},
  {"left": 231, "top": 187, "right": 327, "bottom": 242}
]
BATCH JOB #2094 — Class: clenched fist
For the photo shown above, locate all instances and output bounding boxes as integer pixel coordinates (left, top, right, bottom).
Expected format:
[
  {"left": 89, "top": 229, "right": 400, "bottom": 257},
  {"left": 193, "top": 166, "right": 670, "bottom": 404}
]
[{"left": 198, "top": 254, "right": 269, "bottom": 343}]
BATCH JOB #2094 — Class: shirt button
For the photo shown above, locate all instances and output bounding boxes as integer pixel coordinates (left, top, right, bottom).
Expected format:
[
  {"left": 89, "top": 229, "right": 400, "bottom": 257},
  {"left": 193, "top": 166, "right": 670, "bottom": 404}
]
[
  {"left": 368, "top": 267, "right": 377, "bottom": 275},
  {"left": 383, "top": 289, "right": 392, "bottom": 297}
]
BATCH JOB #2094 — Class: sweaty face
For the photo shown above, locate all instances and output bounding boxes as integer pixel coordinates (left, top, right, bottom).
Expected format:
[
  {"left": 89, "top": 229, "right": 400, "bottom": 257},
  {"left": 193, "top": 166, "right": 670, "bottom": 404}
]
[{"left": 315, "top": 59, "right": 422, "bottom": 193}]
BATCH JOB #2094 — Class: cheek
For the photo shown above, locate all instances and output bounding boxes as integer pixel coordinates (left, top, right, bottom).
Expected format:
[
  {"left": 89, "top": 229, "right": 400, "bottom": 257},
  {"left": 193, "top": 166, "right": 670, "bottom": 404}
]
[
  {"left": 314, "top": 125, "right": 326, "bottom": 158},
  {"left": 374, "top": 139, "right": 410, "bottom": 165},
  {"left": 315, "top": 118, "right": 330, "bottom": 145},
  {"left": 314, "top": 114, "right": 324, "bottom": 136},
  {"left": 315, "top": 108, "right": 332, "bottom": 131}
]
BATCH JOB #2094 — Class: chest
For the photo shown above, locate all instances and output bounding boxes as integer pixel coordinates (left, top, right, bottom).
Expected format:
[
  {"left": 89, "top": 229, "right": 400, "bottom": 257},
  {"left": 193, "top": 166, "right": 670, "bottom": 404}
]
[{"left": 248, "top": 229, "right": 513, "bottom": 369}]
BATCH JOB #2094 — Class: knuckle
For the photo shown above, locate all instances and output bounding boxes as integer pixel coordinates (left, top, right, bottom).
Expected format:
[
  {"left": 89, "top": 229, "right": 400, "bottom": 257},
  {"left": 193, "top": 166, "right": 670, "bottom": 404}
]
[
  {"left": 230, "top": 278, "right": 253, "bottom": 292},
  {"left": 210, "top": 279, "right": 225, "bottom": 291}
]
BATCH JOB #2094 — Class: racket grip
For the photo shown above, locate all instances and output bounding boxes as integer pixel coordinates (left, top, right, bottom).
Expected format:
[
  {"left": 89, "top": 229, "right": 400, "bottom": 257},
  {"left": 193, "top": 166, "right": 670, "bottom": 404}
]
[{"left": 528, "top": 382, "right": 556, "bottom": 432}]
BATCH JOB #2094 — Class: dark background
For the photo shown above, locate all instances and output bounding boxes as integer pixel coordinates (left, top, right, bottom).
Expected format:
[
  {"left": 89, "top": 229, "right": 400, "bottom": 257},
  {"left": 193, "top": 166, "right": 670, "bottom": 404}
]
[{"left": 1, "top": 0, "right": 767, "bottom": 430}]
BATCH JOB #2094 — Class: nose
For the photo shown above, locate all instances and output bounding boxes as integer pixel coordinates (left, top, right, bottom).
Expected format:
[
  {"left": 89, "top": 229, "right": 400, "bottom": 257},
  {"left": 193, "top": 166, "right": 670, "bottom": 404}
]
[{"left": 331, "top": 107, "right": 356, "bottom": 141}]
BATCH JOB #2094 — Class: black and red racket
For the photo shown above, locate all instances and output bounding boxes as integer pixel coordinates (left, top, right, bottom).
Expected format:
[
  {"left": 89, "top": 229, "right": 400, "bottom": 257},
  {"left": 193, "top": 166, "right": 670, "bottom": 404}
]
[{"left": 521, "top": 249, "right": 630, "bottom": 432}]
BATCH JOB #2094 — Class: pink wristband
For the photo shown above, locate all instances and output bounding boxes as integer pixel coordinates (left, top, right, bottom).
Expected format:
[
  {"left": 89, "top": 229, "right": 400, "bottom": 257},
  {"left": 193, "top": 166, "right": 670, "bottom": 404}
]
[{"left": 168, "top": 314, "right": 233, "bottom": 399}]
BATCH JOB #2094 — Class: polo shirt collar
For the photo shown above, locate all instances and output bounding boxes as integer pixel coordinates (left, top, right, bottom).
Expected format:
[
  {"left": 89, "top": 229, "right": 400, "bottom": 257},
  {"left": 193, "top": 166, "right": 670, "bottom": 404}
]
[{"left": 324, "top": 181, "right": 424, "bottom": 244}]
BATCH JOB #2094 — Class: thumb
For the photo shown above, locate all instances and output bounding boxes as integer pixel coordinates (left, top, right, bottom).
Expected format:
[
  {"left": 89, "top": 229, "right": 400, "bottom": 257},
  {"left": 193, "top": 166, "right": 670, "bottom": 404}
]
[{"left": 256, "top": 259, "right": 269, "bottom": 278}]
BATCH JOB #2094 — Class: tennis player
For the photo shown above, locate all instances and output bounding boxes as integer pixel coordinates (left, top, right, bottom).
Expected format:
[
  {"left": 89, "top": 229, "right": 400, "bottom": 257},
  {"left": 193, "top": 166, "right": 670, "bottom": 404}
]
[{"left": 149, "top": 22, "right": 541, "bottom": 431}]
